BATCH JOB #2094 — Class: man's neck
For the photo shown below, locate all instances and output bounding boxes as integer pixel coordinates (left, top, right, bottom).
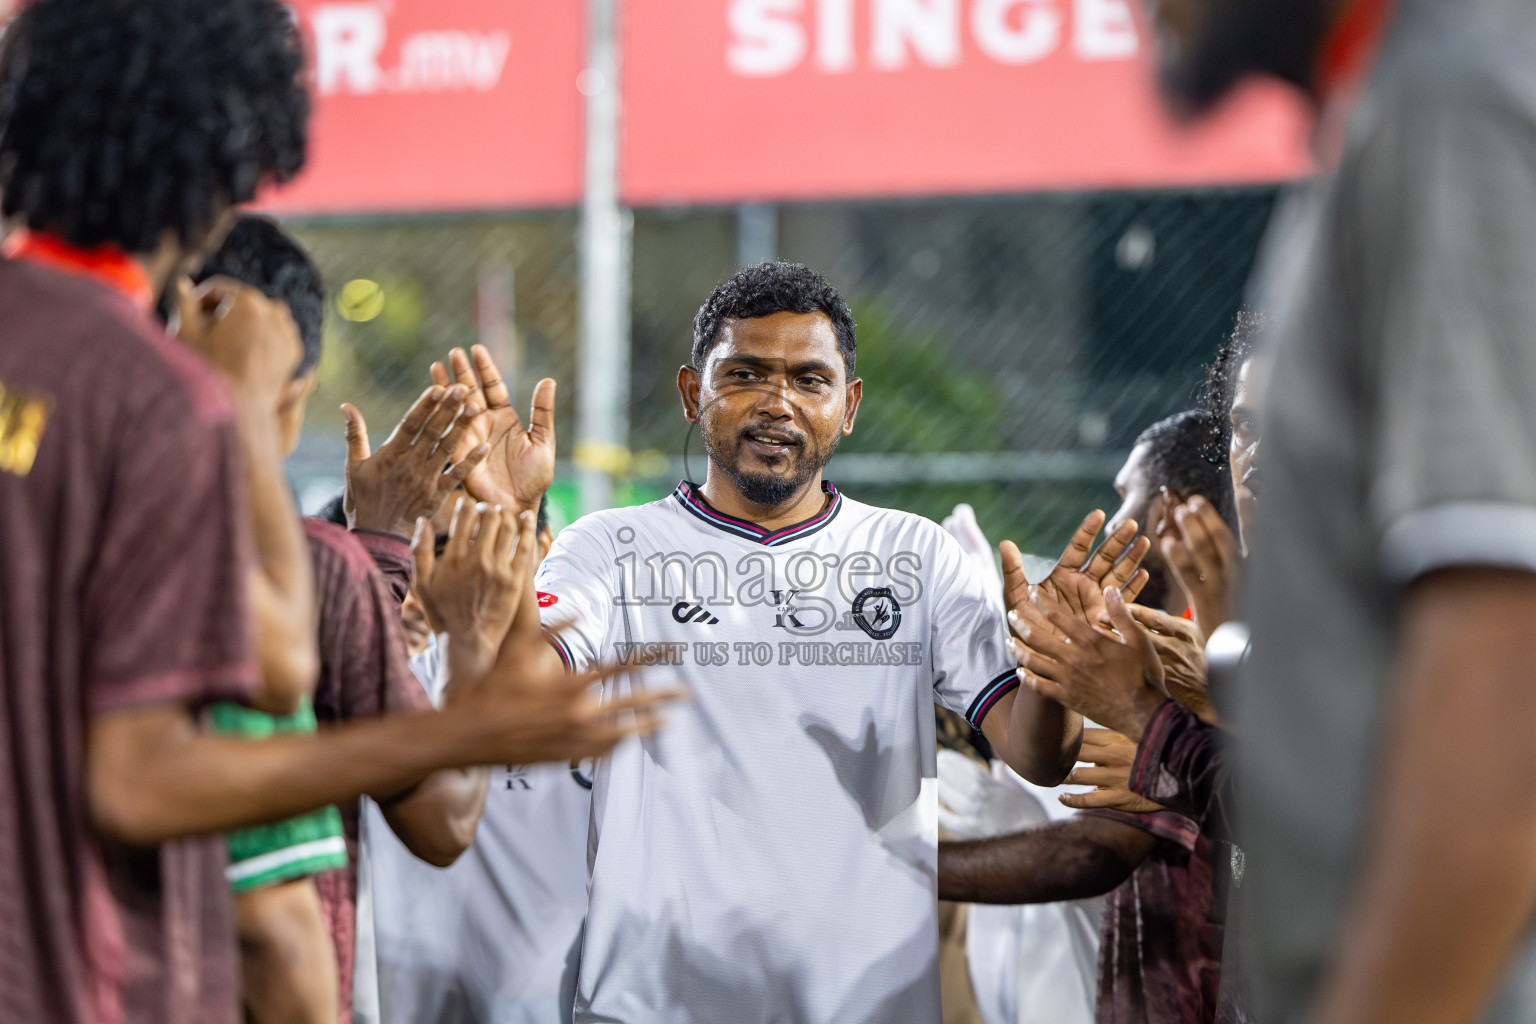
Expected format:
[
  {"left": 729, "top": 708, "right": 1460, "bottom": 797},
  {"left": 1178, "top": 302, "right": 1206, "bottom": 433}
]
[{"left": 699, "top": 465, "right": 830, "bottom": 532}]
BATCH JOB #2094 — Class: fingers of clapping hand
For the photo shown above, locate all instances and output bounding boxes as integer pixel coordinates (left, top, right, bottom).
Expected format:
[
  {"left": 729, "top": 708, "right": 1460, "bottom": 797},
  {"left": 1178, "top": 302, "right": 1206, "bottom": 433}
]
[
  {"left": 1104, "top": 587, "right": 1164, "bottom": 690},
  {"left": 1063, "top": 764, "right": 1126, "bottom": 788},
  {"left": 1082, "top": 516, "right": 1138, "bottom": 582},
  {"left": 1120, "top": 568, "right": 1150, "bottom": 605},
  {"left": 390, "top": 385, "right": 450, "bottom": 449},
  {"left": 1057, "top": 788, "right": 1164, "bottom": 814},
  {"left": 1101, "top": 534, "right": 1151, "bottom": 592},
  {"left": 508, "top": 511, "right": 544, "bottom": 636},
  {"left": 1057, "top": 509, "right": 1107, "bottom": 572},
  {"left": 341, "top": 403, "right": 371, "bottom": 468},
  {"left": 999, "top": 540, "right": 1030, "bottom": 613},
  {"left": 1078, "top": 727, "right": 1136, "bottom": 766},
  {"left": 1172, "top": 497, "right": 1235, "bottom": 581},
  {"left": 444, "top": 496, "right": 479, "bottom": 562},
  {"left": 413, "top": 387, "right": 481, "bottom": 463},
  {"left": 471, "top": 345, "right": 514, "bottom": 410},
  {"left": 491, "top": 507, "right": 521, "bottom": 569},
  {"left": 527, "top": 376, "right": 557, "bottom": 449}
]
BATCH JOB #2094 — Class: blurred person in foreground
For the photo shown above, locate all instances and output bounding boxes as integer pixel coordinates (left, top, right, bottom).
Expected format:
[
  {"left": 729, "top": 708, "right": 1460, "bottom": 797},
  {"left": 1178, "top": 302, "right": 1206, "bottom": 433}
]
[
  {"left": 532, "top": 260, "right": 1143, "bottom": 1024},
  {"left": 0, "top": 4, "right": 674, "bottom": 1021},
  {"left": 1166, "top": 1, "right": 1536, "bottom": 1022},
  {"left": 1061, "top": 0, "right": 1536, "bottom": 1016},
  {"left": 941, "top": 409, "right": 1235, "bottom": 1024}
]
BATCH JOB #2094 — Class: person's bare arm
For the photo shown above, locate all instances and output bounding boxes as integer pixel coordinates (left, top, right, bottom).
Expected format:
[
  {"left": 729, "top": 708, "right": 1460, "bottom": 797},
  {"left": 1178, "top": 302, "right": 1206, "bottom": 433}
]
[
  {"left": 1311, "top": 568, "right": 1536, "bottom": 1024},
  {"left": 982, "top": 511, "right": 1150, "bottom": 784},
  {"left": 939, "top": 814, "right": 1156, "bottom": 904},
  {"left": 85, "top": 636, "right": 678, "bottom": 846},
  {"left": 175, "top": 277, "right": 316, "bottom": 714}
]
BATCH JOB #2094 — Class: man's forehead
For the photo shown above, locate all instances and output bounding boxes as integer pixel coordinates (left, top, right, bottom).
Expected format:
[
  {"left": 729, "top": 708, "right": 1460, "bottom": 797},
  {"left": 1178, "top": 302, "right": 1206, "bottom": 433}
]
[{"left": 711, "top": 310, "right": 840, "bottom": 366}]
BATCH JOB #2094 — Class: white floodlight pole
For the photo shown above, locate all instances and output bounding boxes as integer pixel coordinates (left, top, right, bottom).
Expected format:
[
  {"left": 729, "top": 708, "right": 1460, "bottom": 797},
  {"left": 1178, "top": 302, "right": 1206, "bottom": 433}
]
[{"left": 575, "top": 0, "right": 631, "bottom": 515}]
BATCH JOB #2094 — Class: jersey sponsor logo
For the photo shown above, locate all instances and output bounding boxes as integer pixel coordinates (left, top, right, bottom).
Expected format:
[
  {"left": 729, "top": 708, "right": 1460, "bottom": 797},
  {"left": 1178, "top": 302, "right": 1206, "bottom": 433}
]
[
  {"left": 851, "top": 587, "right": 902, "bottom": 640},
  {"left": 671, "top": 600, "right": 720, "bottom": 625},
  {"left": 537, "top": 591, "right": 558, "bottom": 607}
]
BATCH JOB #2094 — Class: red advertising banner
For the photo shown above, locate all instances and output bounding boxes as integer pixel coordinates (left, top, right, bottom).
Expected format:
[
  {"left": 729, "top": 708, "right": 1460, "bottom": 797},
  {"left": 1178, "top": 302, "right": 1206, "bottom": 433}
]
[
  {"left": 620, "top": 0, "right": 1313, "bottom": 205},
  {"left": 262, "top": 1, "right": 584, "bottom": 215}
]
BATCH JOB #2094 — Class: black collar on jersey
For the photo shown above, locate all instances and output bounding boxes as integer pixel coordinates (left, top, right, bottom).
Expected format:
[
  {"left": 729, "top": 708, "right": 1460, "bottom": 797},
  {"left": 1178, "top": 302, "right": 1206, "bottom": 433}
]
[{"left": 672, "top": 480, "right": 843, "bottom": 546}]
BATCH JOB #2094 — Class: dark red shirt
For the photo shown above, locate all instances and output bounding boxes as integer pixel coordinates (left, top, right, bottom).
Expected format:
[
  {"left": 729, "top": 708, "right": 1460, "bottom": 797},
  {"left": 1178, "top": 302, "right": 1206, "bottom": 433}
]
[
  {"left": 302, "top": 519, "right": 428, "bottom": 1023},
  {"left": 1086, "top": 809, "right": 1221, "bottom": 1024},
  {"left": 0, "top": 257, "right": 256, "bottom": 1024}
]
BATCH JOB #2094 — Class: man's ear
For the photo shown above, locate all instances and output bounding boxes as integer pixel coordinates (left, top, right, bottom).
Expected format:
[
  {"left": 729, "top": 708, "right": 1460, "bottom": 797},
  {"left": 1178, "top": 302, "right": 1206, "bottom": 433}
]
[
  {"left": 841, "top": 378, "right": 863, "bottom": 436},
  {"left": 280, "top": 370, "right": 319, "bottom": 414},
  {"left": 678, "top": 365, "right": 702, "bottom": 424}
]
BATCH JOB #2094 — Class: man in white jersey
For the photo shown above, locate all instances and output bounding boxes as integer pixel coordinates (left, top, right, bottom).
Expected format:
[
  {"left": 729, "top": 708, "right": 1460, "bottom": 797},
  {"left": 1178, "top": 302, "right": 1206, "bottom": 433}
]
[{"left": 537, "top": 262, "right": 1127, "bottom": 1024}]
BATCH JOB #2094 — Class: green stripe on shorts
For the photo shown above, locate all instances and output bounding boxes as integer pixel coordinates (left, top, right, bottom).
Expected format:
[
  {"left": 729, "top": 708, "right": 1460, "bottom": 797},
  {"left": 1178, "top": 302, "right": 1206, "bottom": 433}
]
[{"left": 210, "top": 698, "right": 349, "bottom": 894}]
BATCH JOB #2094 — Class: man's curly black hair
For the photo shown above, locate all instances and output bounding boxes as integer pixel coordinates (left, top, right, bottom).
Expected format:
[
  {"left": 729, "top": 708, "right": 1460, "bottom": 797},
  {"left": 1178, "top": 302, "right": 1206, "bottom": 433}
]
[
  {"left": 692, "top": 262, "right": 857, "bottom": 378},
  {"left": 1198, "top": 309, "right": 1265, "bottom": 434},
  {"left": 197, "top": 215, "right": 325, "bottom": 376},
  {"left": 1135, "top": 409, "right": 1237, "bottom": 531},
  {"left": 0, "top": 0, "right": 309, "bottom": 254}
]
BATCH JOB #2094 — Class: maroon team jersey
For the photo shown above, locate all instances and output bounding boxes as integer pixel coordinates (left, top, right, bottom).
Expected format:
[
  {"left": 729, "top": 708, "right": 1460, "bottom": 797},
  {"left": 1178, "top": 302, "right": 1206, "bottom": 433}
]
[{"left": 0, "top": 254, "right": 257, "bottom": 1024}]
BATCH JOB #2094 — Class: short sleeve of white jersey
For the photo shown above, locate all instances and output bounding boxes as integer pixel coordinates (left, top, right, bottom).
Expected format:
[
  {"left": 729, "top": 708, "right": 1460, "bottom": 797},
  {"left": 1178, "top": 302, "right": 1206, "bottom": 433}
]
[
  {"left": 926, "top": 527, "right": 1019, "bottom": 730},
  {"left": 535, "top": 517, "right": 618, "bottom": 673}
]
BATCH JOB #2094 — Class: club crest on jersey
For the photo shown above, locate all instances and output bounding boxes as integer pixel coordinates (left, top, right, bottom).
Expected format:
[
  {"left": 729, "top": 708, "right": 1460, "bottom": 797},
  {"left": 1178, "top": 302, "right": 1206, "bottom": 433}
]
[
  {"left": 851, "top": 587, "right": 901, "bottom": 640},
  {"left": 671, "top": 600, "right": 720, "bottom": 625},
  {"left": 537, "top": 592, "right": 558, "bottom": 608}
]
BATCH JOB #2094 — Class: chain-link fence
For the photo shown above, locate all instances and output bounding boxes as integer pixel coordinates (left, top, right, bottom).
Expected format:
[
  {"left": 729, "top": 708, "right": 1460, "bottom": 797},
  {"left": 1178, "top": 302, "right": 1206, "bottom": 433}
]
[{"left": 286, "top": 185, "right": 1276, "bottom": 555}]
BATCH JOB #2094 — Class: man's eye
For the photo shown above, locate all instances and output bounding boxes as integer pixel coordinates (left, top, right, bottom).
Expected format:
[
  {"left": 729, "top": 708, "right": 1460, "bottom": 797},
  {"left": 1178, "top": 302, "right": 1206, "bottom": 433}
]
[
  {"left": 797, "top": 376, "right": 826, "bottom": 388},
  {"left": 727, "top": 369, "right": 758, "bottom": 382}
]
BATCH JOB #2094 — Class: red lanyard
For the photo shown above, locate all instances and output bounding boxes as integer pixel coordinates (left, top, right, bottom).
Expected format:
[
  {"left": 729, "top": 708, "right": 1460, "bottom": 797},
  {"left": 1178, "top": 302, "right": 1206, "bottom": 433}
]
[{"left": 3, "top": 229, "right": 155, "bottom": 311}]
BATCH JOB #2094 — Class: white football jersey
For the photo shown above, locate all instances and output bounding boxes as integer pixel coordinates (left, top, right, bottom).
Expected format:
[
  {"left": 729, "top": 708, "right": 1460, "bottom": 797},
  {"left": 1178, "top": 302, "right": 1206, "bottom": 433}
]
[{"left": 537, "top": 481, "right": 1017, "bottom": 1024}]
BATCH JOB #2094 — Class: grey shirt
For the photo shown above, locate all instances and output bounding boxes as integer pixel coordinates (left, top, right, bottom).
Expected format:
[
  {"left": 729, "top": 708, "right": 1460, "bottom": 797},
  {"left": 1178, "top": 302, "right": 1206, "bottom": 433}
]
[{"left": 1235, "top": 1, "right": 1536, "bottom": 1021}]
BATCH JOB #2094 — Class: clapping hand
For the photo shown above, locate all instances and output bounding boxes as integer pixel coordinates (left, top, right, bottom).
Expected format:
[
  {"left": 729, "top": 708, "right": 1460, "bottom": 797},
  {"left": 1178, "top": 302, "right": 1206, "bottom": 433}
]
[
  {"left": 1058, "top": 728, "right": 1164, "bottom": 814},
  {"left": 1127, "top": 604, "right": 1220, "bottom": 727},
  {"left": 1001, "top": 509, "right": 1151, "bottom": 641},
  {"left": 412, "top": 498, "right": 525, "bottom": 686},
  {"left": 1009, "top": 580, "right": 1166, "bottom": 742},
  {"left": 1160, "top": 495, "right": 1240, "bottom": 641},
  {"left": 341, "top": 385, "right": 489, "bottom": 538},
  {"left": 430, "top": 346, "right": 555, "bottom": 515}
]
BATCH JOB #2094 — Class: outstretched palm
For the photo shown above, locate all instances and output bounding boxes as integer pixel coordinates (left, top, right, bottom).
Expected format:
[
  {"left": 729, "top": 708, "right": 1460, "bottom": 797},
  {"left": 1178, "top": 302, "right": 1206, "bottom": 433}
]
[{"left": 431, "top": 345, "right": 556, "bottom": 514}]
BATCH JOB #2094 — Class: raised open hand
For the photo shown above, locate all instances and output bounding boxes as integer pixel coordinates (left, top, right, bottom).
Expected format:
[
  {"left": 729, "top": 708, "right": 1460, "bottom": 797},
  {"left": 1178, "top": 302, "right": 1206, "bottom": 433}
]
[
  {"left": 341, "top": 385, "right": 489, "bottom": 538},
  {"left": 430, "top": 346, "right": 555, "bottom": 515},
  {"left": 1128, "top": 604, "right": 1219, "bottom": 727},
  {"left": 412, "top": 498, "right": 523, "bottom": 684},
  {"left": 1058, "top": 728, "right": 1165, "bottom": 814},
  {"left": 1009, "top": 585, "right": 1166, "bottom": 742},
  {"left": 1160, "top": 495, "right": 1240, "bottom": 640},
  {"left": 1001, "top": 509, "right": 1151, "bottom": 638}
]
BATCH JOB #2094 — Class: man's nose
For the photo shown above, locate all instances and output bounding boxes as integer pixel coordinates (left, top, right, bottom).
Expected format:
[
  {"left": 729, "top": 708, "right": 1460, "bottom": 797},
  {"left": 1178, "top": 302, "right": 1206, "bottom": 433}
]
[{"left": 754, "top": 378, "right": 794, "bottom": 418}]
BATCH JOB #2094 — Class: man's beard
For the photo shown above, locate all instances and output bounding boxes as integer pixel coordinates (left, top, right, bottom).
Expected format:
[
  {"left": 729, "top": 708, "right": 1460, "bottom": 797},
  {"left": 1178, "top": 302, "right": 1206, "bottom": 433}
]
[
  {"left": 699, "top": 417, "right": 841, "bottom": 508},
  {"left": 1159, "top": 0, "right": 1333, "bottom": 118}
]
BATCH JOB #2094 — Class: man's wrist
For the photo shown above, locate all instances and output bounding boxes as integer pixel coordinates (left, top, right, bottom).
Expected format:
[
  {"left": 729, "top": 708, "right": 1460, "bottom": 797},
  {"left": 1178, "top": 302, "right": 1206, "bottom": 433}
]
[
  {"left": 441, "top": 635, "right": 498, "bottom": 701},
  {"left": 1116, "top": 685, "right": 1166, "bottom": 744}
]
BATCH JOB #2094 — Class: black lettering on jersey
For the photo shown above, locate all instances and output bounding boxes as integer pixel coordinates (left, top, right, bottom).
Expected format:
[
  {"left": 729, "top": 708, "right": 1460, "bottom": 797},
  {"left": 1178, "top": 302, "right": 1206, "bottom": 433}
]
[
  {"left": 771, "top": 589, "right": 804, "bottom": 628},
  {"left": 671, "top": 600, "right": 720, "bottom": 625}
]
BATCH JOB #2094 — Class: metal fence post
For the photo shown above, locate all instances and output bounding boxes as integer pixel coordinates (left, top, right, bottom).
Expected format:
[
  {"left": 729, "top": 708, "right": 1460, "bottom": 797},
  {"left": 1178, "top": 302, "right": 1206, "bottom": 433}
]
[{"left": 576, "top": 0, "right": 631, "bottom": 515}]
